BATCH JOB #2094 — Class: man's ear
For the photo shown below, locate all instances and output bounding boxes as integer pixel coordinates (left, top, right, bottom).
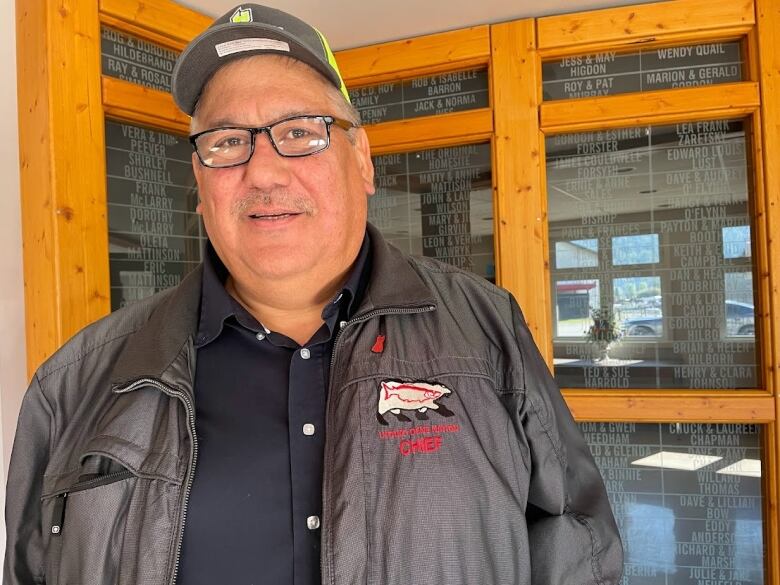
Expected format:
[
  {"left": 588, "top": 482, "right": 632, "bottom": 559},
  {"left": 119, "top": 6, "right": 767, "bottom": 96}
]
[
  {"left": 192, "top": 151, "right": 204, "bottom": 213},
  {"left": 352, "top": 128, "right": 375, "bottom": 196}
]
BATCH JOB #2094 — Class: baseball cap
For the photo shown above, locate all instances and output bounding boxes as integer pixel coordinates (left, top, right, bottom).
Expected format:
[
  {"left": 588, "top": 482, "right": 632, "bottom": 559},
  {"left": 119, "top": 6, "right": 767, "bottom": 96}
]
[{"left": 172, "top": 4, "right": 350, "bottom": 115}]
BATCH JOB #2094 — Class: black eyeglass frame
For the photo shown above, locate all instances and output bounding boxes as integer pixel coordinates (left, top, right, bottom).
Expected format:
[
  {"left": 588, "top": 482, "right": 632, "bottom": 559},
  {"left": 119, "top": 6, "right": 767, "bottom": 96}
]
[{"left": 189, "top": 115, "right": 356, "bottom": 169}]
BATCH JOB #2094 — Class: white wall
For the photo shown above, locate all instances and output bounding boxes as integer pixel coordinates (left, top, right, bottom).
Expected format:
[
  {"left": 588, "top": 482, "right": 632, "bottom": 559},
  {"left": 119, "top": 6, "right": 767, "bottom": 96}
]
[{"left": 0, "top": 0, "right": 26, "bottom": 560}]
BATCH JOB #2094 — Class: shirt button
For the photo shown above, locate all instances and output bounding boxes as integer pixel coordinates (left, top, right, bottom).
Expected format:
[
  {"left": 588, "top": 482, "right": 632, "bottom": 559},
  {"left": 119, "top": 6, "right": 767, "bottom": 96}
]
[
  {"left": 300, "top": 348, "right": 311, "bottom": 359},
  {"left": 255, "top": 332, "right": 266, "bottom": 341},
  {"left": 303, "top": 423, "right": 315, "bottom": 436},
  {"left": 307, "top": 515, "right": 320, "bottom": 530}
]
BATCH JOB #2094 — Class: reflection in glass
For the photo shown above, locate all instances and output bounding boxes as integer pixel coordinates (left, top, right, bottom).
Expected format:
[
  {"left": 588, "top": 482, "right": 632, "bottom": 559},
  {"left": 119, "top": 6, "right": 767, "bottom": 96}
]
[
  {"left": 581, "top": 422, "right": 763, "bottom": 585},
  {"left": 623, "top": 503, "right": 676, "bottom": 573},
  {"left": 612, "top": 234, "right": 659, "bottom": 265},
  {"left": 555, "top": 239, "right": 598, "bottom": 268},
  {"left": 547, "top": 119, "right": 758, "bottom": 389},
  {"left": 554, "top": 280, "right": 599, "bottom": 337},
  {"left": 723, "top": 225, "right": 751, "bottom": 259},
  {"left": 725, "top": 272, "right": 754, "bottom": 337},
  {"left": 614, "top": 276, "right": 662, "bottom": 337}
]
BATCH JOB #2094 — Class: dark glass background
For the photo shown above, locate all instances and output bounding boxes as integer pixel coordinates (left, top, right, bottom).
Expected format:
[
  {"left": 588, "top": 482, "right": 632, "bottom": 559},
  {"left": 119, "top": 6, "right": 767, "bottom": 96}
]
[
  {"left": 582, "top": 422, "right": 763, "bottom": 585},
  {"left": 371, "top": 143, "right": 494, "bottom": 279},
  {"left": 101, "top": 27, "right": 177, "bottom": 93},
  {"left": 350, "top": 68, "right": 489, "bottom": 125},
  {"left": 105, "top": 120, "right": 204, "bottom": 310}
]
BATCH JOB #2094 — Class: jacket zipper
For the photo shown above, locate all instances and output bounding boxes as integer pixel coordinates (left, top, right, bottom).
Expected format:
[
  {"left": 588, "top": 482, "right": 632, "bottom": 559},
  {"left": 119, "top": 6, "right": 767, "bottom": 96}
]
[
  {"left": 322, "top": 303, "right": 435, "bottom": 583},
  {"left": 51, "top": 469, "right": 136, "bottom": 536},
  {"left": 114, "top": 377, "right": 198, "bottom": 585}
]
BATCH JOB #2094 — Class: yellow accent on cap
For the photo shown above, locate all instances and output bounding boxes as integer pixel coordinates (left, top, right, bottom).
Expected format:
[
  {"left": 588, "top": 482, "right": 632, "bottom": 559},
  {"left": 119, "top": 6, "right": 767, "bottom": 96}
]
[
  {"left": 230, "top": 7, "right": 252, "bottom": 23},
  {"left": 313, "top": 26, "right": 350, "bottom": 103}
]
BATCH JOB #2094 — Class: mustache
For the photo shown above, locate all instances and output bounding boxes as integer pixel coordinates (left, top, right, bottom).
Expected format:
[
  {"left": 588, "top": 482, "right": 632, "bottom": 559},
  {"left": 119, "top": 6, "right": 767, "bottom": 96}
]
[{"left": 231, "top": 191, "right": 315, "bottom": 217}]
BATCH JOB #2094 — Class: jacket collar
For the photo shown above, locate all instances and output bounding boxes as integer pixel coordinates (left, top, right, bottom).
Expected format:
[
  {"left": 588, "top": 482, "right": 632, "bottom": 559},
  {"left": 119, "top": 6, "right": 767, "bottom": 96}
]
[{"left": 110, "top": 223, "right": 436, "bottom": 386}]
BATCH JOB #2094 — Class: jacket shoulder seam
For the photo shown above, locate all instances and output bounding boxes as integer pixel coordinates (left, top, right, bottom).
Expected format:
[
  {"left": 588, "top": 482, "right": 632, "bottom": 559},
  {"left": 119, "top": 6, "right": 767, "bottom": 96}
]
[
  {"left": 37, "top": 323, "right": 147, "bottom": 383},
  {"left": 408, "top": 256, "right": 509, "bottom": 299},
  {"left": 525, "top": 390, "right": 566, "bottom": 468}
]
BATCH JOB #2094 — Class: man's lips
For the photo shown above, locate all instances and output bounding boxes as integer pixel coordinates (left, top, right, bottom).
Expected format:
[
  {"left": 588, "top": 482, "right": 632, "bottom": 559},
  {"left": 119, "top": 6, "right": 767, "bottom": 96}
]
[{"left": 247, "top": 211, "right": 303, "bottom": 220}]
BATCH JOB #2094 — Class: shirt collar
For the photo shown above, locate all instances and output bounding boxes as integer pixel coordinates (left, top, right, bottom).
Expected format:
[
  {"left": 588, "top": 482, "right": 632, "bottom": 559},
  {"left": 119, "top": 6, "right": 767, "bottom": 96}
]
[{"left": 195, "top": 232, "right": 371, "bottom": 348}]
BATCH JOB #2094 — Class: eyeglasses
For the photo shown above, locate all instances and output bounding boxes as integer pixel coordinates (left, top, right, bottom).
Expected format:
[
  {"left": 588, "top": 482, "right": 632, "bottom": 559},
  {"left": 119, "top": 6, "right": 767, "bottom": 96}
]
[{"left": 189, "top": 115, "right": 356, "bottom": 168}]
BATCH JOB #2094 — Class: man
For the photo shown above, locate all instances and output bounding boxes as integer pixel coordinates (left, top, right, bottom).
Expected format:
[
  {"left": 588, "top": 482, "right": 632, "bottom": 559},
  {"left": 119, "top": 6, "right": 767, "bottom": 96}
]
[{"left": 5, "top": 4, "right": 622, "bottom": 585}]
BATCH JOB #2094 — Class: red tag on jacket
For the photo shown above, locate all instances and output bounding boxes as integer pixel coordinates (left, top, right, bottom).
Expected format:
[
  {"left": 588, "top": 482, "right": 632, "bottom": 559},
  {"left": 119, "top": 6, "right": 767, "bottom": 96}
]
[{"left": 371, "top": 335, "right": 386, "bottom": 353}]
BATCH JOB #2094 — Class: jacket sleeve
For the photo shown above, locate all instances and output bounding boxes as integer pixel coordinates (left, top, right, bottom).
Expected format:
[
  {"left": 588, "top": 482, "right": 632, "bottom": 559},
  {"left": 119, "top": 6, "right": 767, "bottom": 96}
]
[
  {"left": 4, "top": 374, "right": 53, "bottom": 585},
  {"left": 508, "top": 295, "right": 623, "bottom": 585}
]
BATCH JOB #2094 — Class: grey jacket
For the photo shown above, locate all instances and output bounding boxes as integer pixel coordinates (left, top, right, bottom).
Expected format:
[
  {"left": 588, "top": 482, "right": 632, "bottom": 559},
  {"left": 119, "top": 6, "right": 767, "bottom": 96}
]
[{"left": 5, "top": 226, "right": 622, "bottom": 585}]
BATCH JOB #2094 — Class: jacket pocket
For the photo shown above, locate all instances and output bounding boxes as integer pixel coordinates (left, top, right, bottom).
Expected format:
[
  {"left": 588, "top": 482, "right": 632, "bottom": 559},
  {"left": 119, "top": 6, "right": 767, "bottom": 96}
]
[{"left": 44, "top": 466, "right": 137, "bottom": 585}]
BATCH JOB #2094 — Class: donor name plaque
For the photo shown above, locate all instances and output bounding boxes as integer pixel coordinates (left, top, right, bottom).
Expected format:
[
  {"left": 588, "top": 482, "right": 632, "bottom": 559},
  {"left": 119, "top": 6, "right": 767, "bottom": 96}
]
[
  {"left": 543, "top": 41, "right": 742, "bottom": 101},
  {"left": 101, "top": 27, "right": 178, "bottom": 92},
  {"left": 105, "top": 120, "right": 204, "bottom": 310},
  {"left": 370, "top": 143, "right": 494, "bottom": 280},
  {"left": 349, "top": 68, "right": 489, "bottom": 125},
  {"left": 547, "top": 119, "right": 758, "bottom": 390},
  {"left": 581, "top": 422, "right": 762, "bottom": 585}
]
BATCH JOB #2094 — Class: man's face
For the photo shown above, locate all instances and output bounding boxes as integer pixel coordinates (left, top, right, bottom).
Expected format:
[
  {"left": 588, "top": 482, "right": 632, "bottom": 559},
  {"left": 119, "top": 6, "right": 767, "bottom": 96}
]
[{"left": 191, "top": 56, "right": 375, "bottom": 287}]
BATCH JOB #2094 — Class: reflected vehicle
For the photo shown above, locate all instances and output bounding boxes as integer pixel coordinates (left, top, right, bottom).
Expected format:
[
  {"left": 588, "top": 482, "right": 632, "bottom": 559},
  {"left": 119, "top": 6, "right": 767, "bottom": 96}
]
[{"left": 621, "top": 300, "right": 755, "bottom": 337}]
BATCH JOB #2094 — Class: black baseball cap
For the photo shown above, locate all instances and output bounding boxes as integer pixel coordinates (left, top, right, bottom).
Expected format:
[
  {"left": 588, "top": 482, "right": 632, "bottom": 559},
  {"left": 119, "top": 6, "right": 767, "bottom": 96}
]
[{"left": 171, "top": 4, "right": 350, "bottom": 115}]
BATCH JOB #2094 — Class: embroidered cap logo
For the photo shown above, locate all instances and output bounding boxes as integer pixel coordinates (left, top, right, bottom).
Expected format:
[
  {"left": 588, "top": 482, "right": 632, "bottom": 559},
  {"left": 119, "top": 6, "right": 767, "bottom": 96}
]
[{"left": 230, "top": 7, "right": 253, "bottom": 23}]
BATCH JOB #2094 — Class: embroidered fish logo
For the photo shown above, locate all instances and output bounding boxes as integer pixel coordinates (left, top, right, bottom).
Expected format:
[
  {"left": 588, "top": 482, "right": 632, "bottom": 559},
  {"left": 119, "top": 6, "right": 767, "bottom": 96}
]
[{"left": 377, "top": 380, "right": 454, "bottom": 424}]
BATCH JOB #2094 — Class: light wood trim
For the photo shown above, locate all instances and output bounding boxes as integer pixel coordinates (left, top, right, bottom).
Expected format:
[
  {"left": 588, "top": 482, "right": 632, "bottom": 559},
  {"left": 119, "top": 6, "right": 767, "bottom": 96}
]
[
  {"left": 747, "top": 113, "right": 774, "bottom": 394},
  {"left": 491, "top": 20, "right": 553, "bottom": 366},
  {"left": 540, "top": 82, "right": 760, "bottom": 134},
  {"left": 17, "top": 0, "right": 110, "bottom": 376},
  {"left": 564, "top": 392, "right": 775, "bottom": 422},
  {"left": 100, "top": 14, "right": 186, "bottom": 53},
  {"left": 99, "top": 0, "right": 209, "bottom": 48},
  {"left": 756, "top": 0, "right": 780, "bottom": 581},
  {"left": 336, "top": 26, "right": 490, "bottom": 88},
  {"left": 365, "top": 109, "right": 492, "bottom": 155},
  {"left": 102, "top": 76, "right": 190, "bottom": 135},
  {"left": 537, "top": 0, "right": 754, "bottom": 55}
]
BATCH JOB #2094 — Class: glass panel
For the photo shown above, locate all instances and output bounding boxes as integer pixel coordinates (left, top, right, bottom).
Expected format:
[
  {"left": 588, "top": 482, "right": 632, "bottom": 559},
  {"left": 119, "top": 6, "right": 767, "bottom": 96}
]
[
  {"left": 615, "top": 276, "right": 663, "bottom": 337},
  {"left": 547, "top": 119, "right": 758, "bottom": 389},
  {"left": 370, "top": 144, "right": 494, "bottom": 280},
  {"left": 349, "top": 68, "right": 489, "bottom": 125},
  {"left": 723, "top": 225, "right": 751, "bottom": 259},
  {"left": 555, "top": 279, "right": 600, "bottom": 337},
  {"left": 581, "top": 423, "right": 763, "bottom": 585},
  {"left": 613, "top": 234, "right": 660, "bottom": 265},
  {"left": 105, "top": 120, "right": 204, "bottom": 310},
  {"left": 543, "top": 41, "right": 743, "bottom": 101},
  {"left": 101, "top": 27, "right": 178, "bottom": 92},
  {"left": 555, "top": 238, "right": 598, "bottom": 269}
]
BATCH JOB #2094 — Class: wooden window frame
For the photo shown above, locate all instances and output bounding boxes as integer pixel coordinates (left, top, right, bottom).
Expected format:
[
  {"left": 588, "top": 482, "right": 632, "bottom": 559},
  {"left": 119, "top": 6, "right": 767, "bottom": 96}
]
[{"left": 16, "top": 0, "right": 780, "bottom": 581}]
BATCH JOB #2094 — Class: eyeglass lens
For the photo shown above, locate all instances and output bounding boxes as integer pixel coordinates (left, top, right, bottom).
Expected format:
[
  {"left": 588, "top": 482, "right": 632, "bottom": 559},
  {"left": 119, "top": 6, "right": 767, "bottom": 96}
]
[{"left": 194, "top": 117, "right": 330, "bottom": 167}]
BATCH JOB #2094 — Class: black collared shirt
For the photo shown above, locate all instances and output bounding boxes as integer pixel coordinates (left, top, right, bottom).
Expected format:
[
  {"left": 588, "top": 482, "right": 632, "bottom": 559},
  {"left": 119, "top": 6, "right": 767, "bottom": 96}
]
[{"left": 177, "top": 235, "right": 370, "bottom": 585}]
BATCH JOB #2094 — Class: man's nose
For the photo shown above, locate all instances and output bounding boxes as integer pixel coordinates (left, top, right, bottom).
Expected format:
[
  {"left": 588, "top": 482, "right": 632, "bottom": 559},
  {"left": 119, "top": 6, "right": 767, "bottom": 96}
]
[{"left": 242, "top": 130, "right": 293, "bottom": 188}]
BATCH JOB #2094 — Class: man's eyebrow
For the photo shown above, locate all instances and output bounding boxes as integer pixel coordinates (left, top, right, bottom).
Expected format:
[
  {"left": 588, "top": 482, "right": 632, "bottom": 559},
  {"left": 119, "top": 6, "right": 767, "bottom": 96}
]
[{"left": 203, "top": 111, "right": 323, "bottom": 129}]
